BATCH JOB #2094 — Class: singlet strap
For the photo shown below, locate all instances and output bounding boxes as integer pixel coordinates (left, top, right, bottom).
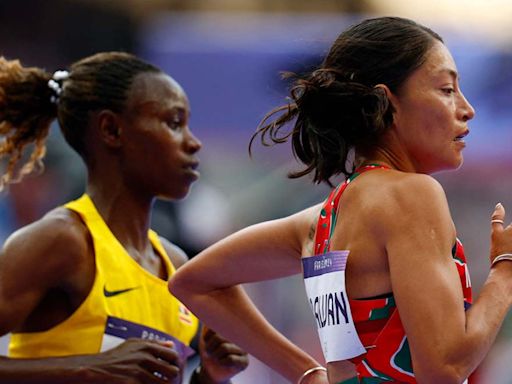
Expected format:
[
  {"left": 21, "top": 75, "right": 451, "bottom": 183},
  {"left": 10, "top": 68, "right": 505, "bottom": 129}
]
[{"left": 314, "top": 164, "right": 390, "bottom": 255}]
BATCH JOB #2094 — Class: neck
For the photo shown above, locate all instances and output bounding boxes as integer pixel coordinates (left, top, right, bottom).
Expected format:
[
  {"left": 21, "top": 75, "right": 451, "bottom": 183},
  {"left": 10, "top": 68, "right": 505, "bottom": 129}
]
[
  {"left": 357, "top": 146, "right": 421, "bottom": 174},
  {"left": 86, "top": 178, "right": 154, "bottom": 254}
]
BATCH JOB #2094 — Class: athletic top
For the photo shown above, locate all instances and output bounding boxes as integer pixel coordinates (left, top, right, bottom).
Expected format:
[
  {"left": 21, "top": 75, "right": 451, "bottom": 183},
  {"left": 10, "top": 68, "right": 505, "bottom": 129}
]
[
  {"left": 314, "top": 165, "right": 473, "bottom": 383},
  {"left": 9, "top": 194, "right": 198, "bottom": 364}
]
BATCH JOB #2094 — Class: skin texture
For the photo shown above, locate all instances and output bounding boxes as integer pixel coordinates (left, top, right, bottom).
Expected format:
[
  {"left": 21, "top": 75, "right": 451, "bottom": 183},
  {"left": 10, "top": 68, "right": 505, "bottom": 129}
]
[
  {"left": 0, "top": 72, "right": 248, "bottom": 383},
  {"left": 169, "top": 41, "right": 512, "bottom": 384}
]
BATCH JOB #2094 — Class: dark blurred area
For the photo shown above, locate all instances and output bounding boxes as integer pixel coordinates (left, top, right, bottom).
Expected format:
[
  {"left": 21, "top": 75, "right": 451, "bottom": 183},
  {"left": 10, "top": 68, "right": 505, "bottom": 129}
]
[{"left": 0, "top": 0, "right": 137, "bottom": 67}]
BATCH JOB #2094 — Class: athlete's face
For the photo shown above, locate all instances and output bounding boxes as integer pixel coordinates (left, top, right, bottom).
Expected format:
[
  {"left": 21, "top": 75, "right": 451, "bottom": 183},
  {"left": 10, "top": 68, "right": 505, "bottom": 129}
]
[
  {"left": 389, "top": 40, "right": 475, "bottom": 174},
  {"left": 120, "top": 72, "right": 202, "bottom": 200}
]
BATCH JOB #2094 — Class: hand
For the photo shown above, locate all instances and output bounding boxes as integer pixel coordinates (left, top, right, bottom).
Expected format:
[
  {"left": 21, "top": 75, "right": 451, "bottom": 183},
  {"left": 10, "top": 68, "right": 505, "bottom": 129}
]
[
  {"left": 196, "top": 326, "right": 249, "bottom": 383},
  {"left": 490, "top": 203, "right": 512, "bottom": 264},
  {"left": 84, "top": 338, "right": 182, "bottom": 383}
]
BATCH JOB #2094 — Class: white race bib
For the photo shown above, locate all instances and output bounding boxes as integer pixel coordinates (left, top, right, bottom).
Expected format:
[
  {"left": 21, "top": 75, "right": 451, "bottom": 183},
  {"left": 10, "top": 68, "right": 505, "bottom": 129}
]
[{"left": 303, "top": 251, "right": 366, "bottom": 362}]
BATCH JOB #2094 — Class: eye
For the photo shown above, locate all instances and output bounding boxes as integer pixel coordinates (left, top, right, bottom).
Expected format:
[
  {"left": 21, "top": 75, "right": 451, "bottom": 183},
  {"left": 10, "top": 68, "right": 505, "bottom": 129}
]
[
  {"left": 441, "top": 87, "right": 455, "bottom": 95},
  {"left": 165, "top": 118, "right": 182, "bottom": 130},
  {"left": 164, "top": 115, "right": 183, "bottom": 130},
  {"left": 164, "top": 109, "right": 187, "bottom": 130}
]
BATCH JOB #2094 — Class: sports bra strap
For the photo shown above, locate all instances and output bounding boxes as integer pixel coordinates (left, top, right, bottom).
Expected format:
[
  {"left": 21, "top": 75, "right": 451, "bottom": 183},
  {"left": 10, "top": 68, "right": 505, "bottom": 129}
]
[{"left": 314, "top": 164, "right": 390, "bottom": 255}]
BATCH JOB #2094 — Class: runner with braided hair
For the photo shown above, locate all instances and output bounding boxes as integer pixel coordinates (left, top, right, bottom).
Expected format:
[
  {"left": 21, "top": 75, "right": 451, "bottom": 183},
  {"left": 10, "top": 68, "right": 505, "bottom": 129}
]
[{"left": 0, "top": 51, "right": 250, "bottom": 383}]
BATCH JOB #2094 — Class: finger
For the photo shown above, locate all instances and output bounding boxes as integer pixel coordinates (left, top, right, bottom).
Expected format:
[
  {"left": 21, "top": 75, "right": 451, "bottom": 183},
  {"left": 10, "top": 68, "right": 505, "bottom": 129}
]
[
  {"left": 143, "top": 358, "right": 181, "bottom": 383},
  {"left": 136, "top": 367, "right": 178, "bottom": 384},
  {"left": 143, "top": 343, "right": 181, "bottom": 365},
  {"left": 491, "top": 203, "right": 506, "bottom": 229},
  {"left": 216, "top": 353, "right": 250, "bottom": 371},
  {"left": 203, "top": 334, "right": 225, "bottom": 356},
  {"left": 155, "top": 340, "right": 174, "bottom": 349},
  {"left": 201, "top": 326, "right": 217, "bottom": 344},
  {"left": 207, "top": 342, "right": 248, "bottom": 361}
]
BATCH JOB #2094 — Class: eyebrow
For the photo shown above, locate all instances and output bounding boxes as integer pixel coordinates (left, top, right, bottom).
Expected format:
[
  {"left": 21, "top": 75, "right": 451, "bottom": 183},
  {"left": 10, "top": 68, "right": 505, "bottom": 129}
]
[
  {"left": 133, "top": 101, "right": 188, "bottom": 113},
  {"left": 438, "top": 68, "right": 459, "bottom": 80}
]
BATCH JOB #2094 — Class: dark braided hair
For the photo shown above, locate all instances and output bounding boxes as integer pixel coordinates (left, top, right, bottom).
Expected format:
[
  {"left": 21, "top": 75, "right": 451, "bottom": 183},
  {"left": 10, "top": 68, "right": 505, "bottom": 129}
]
[
  {"left": 250, "top": 17, "right": 443, "bottom": 186},
  {"left": 0, "top": 52, "right": 160, "bottom": 190}
]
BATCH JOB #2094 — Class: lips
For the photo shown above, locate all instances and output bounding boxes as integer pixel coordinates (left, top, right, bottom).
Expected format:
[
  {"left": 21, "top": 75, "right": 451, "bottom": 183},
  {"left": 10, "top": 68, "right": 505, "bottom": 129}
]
[
  {"left": 183, "top": 161, "right": 200, "bottom": 179},
  {"left": 454, "top": 129, "right": 469, "bottom": 141},
  {"left": 185, "top": 161, "right": 199, "bottom": 170}
]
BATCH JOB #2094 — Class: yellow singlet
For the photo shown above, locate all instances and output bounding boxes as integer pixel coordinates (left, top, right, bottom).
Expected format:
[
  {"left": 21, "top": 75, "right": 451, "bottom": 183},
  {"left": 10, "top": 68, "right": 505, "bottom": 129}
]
[{"left": 9, "top": 194, "right": 198, "bottom": 361}]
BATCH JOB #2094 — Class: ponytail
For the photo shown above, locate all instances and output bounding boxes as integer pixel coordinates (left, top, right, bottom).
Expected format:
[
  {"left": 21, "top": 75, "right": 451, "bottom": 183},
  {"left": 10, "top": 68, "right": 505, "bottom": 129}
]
[
  {"left": 250, "top": 68, "right": 393, "bottom": 185},
  {"left": 250, "top": 17, "right": 441, "bottom": 186},
  {"left": 0, "top": 57, "right": 57, "bottom": 190}
]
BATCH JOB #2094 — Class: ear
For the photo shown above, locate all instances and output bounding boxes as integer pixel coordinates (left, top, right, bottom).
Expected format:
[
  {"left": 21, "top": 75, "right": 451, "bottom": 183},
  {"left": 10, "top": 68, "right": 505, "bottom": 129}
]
[
  {"left": 374, "top": 83, "right": 398, "bottom": 109},
  {"left": 374, "top": 83, "right": 400, "bottom": 128},
  {"left": 97, "top": 110, "right": 123, "bottom": 148},
  {"left": 374, "top": 83, "right": 391, "bottom": 98}
]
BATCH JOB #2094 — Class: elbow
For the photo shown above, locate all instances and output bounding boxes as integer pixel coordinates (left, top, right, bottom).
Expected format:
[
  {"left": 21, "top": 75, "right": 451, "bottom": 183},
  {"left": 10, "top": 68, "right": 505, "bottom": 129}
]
[
  {"left": 168, "top": 266, "right": 211, "bottom": 308},
  {"left": 168, "top": 270, "right": 191, "bottom": 303}
]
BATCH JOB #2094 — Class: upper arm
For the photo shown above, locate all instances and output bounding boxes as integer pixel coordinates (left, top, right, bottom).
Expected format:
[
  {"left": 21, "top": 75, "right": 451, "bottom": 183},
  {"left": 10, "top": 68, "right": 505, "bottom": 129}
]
[
  {"left": 159, "top": 236, "right": 189, "bottom": 270},
  {"left": 171, "top": 204, "right": 321, "bottom": 293},
  {"left": 0, "top": 210, "right": 89, "bottom": 334},
  {"left": 380, "top": 175, "right": 464, "bottom": 372}
]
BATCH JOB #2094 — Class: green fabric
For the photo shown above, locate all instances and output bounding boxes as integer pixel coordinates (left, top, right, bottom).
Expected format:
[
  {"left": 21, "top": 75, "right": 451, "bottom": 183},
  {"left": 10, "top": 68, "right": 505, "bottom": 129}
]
[
  {"left": 391, "top": 338, "right": 413, "bottom": 375},
  {"left": 337, "top": 377, "right": 359, "bottom": 384},
  {"left": 368, "top": 296, "right": 396, "bottom": 320}
]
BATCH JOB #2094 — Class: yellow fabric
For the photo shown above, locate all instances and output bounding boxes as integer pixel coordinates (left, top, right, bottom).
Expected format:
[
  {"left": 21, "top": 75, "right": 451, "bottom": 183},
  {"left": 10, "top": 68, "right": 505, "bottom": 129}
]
[{"left": 9, "top": 194, "right": 198, "bottom": 358}]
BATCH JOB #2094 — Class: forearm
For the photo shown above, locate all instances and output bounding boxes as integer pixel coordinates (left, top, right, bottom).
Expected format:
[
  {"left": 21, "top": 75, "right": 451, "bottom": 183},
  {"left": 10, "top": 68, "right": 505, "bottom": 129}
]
[
  {"left": 173, "top": 284, "right": 321, "bottom": 382},
  {"left": 416, "top": 264, "right": 512, "bottom": 383},
  {"left": 0, "top": 355, "right": 91, "bottom": 384},
  {"left": 459, "top": 265, "right": 512, "bottom": 372}
]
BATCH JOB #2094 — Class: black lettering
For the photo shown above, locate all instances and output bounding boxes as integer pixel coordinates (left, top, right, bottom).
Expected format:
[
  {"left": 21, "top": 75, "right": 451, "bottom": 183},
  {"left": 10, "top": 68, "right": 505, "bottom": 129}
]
[
  {"left": 319, "top": 294, "right": 327, "bottom": 327},
  {"left": 311, "top": 297, "right": 321, "bottom": 328},
  {"left": 327, "top": 293, "right": 335, "bottom": 326},
  {"left": 335, "top": 291, "right": 349, "bottom": 324}
]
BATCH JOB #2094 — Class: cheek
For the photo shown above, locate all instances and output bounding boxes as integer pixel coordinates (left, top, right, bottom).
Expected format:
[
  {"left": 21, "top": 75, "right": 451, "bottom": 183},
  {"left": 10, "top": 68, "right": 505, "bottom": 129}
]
[{"left": 410, "top": 103, "right": 449, "bottom": 138}]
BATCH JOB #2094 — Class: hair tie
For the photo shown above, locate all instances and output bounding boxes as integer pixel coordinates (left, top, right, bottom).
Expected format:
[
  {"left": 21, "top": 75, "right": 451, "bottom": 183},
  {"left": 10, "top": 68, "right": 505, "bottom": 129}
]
[{"left": 48, "top": 70, "right": 69, "bottom": 104}]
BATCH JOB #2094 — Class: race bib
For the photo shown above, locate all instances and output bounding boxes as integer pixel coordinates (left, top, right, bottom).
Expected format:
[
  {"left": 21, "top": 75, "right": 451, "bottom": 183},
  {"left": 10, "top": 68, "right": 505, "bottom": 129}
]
[
  {"left": 100, "top": 316, "right": 195, "bottom": 363},
  {"left": 303, "top": 251, "right": 366, "bottom": 362}
]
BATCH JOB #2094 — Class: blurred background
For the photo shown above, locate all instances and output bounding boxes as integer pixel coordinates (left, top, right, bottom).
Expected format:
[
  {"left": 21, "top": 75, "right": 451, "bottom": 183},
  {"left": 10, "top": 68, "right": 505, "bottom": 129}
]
[{"left": 1, "top": 0, "right": 512, "bottom": 382}]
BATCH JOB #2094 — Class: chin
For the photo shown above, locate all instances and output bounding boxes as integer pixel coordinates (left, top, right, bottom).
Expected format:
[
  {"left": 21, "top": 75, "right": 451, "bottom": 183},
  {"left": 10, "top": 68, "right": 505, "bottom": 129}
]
[
  {"left": 157, "top": 187, "right": 192, "bottom": 201},
  {"left": 432, "top": 157, "right": 464, "bottom": 174},
  {"left": 452, "top": 154, "right": 464, "bottom": 170}
]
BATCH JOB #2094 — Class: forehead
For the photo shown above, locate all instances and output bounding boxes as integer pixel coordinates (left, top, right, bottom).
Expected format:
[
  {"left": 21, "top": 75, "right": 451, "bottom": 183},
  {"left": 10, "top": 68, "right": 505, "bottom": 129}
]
[
  {"left": 421, "top": 41, "right": 457, "bottom": 74},
  {"left": 404, "top": 41, "right": 458, "bottom": 87},
  {"left": 126, "top": 72, "right": 189, "bottom": 111}
]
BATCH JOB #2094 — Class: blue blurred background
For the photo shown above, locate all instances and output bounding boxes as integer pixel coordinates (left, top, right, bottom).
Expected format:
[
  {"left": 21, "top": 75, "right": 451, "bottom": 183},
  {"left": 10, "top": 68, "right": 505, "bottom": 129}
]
[{"left": 1, "top": 0, "right": 512, "bottom": 382}]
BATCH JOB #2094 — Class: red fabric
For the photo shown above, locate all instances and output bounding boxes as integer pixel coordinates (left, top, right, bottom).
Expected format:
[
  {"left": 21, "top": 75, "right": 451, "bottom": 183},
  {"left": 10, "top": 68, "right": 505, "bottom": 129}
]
[{"left": 314, "top": 165, "right": 473, "bottom": 383}]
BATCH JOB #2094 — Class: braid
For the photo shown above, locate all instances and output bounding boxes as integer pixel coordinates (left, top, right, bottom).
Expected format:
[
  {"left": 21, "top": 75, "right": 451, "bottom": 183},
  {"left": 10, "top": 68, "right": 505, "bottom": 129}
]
[
  {"left": 0, "top": 57, "right": 56, "bottom": 190},
  {"left": 0, "top": 51, "right": 162, "bottom": 189}
]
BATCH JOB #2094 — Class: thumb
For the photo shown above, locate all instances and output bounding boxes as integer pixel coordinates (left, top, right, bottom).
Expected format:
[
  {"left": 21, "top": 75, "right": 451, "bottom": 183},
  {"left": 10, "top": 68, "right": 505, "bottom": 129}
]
[
  {"left": 157, "top": 340, "right": 175, "bottom": 349},
  {"left": 491, "top": 202, "right": 506, "bottom": 229}
]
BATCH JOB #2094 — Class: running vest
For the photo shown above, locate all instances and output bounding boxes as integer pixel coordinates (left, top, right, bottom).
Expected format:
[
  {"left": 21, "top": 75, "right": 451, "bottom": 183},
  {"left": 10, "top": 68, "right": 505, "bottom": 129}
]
[
  {"left": 9, "top": 194, "right": 198, "bottom": 362},
  {"left": 307, "top": 165, "right": 473, "bottom": 383}
]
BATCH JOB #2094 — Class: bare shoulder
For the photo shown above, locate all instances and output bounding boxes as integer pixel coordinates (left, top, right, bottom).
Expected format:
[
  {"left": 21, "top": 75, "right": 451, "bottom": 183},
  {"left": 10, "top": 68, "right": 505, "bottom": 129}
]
[
  {"left": 1, "top": 206, "right": 91, "bottom": 277},
  {"left": 381, "top": 172, "right": 448, "bottom": 215},
  {"left": 367, "top": 171, "right": 454, "bottom": 240},
  {"left": 158, "top": 236, "right": 189, "bottom": 270},
  {"left": 387, "top": 171, "right": 444, "bottom": 196}
]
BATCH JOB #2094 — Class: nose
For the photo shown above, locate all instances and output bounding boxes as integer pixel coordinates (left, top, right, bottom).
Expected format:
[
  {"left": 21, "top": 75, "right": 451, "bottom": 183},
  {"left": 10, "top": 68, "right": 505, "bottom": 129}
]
[
  {"left": 184, "top": 127, "right": 202, "bottom": 153},
  {"left": 459, "top": 91, "right": 475, "bottom": 122}
]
